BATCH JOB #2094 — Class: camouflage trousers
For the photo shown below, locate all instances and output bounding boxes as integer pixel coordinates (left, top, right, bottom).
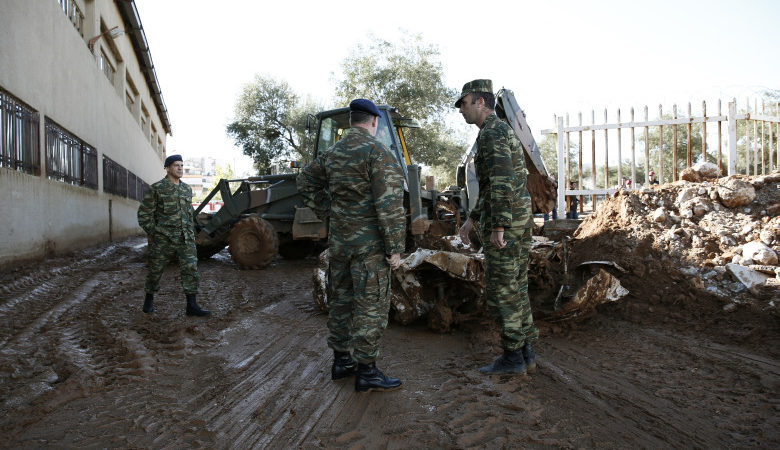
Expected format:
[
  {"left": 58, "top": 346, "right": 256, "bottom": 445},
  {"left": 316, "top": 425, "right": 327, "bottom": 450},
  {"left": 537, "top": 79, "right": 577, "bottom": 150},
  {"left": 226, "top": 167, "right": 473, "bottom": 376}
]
[
  {"left": 327, "top": 245, "right": 392, "bottom": 363},
  {"left": 144, "top": 231, "right": 199, "bottom": 295},
  {"left": 483, "top": 227, "right": 538, "bottom": 351}
]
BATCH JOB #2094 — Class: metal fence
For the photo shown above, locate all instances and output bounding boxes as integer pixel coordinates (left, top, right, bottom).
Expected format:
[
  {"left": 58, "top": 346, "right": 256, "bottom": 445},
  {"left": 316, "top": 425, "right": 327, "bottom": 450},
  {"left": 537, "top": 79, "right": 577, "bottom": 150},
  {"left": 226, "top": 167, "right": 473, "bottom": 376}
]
[
  {"left": 45, "top": 118, "right": 98, "bottom": 189},
  {"left": 1, "top": 88, "right": 40, "bottom": 175},
  {"left": 544, "top": 98, "right": 780, "bottom": 214}
]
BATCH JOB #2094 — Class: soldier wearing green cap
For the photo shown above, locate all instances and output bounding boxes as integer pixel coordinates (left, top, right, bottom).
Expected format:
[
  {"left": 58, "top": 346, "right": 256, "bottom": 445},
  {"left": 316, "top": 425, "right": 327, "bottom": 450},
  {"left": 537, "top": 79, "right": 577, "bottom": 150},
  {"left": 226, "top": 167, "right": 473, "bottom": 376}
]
[
  {"left": 137, "top": 154, "right": 210, "bottom": 317},
  {"left": 456, "top": 79, "right": 538, "bottom": 375}
]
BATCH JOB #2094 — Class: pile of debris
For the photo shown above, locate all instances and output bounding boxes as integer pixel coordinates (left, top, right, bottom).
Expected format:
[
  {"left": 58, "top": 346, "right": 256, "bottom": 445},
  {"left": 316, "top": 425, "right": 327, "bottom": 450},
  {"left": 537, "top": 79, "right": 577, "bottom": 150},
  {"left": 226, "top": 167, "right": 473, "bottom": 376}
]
[
  {"left": 312, "top": 165, "right": 778, "bottom": 332},
  {"left": 573, "top": 164, "right": 779, "bottom": 308}
]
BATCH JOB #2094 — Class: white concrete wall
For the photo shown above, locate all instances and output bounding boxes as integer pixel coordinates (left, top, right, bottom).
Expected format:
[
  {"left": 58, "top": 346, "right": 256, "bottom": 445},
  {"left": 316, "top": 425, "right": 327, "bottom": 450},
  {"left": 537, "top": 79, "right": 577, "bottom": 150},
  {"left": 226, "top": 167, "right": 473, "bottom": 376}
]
[{"left": 0, "top": 0, "right": 171, "bottom": 266}]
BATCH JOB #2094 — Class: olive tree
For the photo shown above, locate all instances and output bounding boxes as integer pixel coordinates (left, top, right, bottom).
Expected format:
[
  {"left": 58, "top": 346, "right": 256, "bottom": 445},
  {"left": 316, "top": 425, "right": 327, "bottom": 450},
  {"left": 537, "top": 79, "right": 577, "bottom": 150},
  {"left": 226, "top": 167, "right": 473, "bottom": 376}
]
[{"left": 333, "top": 33, "right": 466, "bottom": 173}]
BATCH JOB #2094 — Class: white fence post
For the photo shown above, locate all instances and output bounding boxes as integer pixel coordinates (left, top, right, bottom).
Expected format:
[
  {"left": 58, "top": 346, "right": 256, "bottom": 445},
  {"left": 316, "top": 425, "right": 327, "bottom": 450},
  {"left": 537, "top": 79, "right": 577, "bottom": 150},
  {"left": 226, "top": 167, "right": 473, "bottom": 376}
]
[
  {"left": 728, "top": 99, "right": 737, "bottom": 175},
  {"left": 557, "top": 116, "right": 566, "bottom": 218}
]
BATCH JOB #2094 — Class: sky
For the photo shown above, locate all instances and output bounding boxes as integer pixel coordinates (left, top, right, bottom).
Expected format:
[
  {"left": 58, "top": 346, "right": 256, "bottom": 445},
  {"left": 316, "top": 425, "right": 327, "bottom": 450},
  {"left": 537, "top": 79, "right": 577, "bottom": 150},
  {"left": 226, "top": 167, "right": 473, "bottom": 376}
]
[{"left": 133, "top": 0, "right": 780, "bottom": 176}]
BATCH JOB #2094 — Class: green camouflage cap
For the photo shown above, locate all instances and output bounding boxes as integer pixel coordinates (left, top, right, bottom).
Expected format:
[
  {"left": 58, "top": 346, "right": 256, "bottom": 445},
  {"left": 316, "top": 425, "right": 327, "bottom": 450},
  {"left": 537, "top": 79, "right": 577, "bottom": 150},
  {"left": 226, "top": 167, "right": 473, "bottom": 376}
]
[{"left": 454, "top": 79, "right": 493, "bottom": 108}]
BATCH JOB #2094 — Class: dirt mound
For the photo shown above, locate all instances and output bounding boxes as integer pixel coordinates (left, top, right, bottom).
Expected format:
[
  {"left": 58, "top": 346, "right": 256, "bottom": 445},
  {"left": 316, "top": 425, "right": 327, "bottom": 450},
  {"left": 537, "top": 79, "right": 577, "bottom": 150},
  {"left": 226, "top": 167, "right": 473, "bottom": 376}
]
[{"left": 567, "top": 171, "right": 779, "bottom": 352}]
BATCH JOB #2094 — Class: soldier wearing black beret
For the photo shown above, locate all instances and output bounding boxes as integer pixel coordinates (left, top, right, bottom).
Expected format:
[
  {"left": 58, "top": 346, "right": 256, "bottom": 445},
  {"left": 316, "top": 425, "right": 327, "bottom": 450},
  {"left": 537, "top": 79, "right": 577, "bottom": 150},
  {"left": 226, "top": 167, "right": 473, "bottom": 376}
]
[{"left": 137, "top": 154, "right": 210, "bottom": 317}]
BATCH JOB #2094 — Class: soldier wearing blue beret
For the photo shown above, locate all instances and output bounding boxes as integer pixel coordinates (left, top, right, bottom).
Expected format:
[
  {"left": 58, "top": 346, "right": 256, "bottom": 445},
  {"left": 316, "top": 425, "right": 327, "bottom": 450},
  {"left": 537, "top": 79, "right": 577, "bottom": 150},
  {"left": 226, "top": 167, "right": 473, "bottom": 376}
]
[
  {"left": 137, "top": 154, "right": 210, "bottom": 317},
  {"left": 457, "top": 79, "right": 538, "bottom": 375},
  {"left": 297, "top": 98, "right": 406, "bottom": 392},
  {"left": 348, "top": 98, "right": 381, "bottom": 116}
]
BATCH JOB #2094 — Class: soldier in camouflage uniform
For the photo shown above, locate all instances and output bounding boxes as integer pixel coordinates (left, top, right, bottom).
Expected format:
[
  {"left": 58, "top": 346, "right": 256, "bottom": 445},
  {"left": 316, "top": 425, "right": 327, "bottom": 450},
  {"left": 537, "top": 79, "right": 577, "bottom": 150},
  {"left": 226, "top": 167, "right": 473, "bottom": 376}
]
[
  {"left": 297, "top": 99, "right": 406, "bottom": 392},
  {"left": 456, "top": 80, "right": 538, "bottom": 375},
  {"left": 137, "top": 154, "right": 210, "bottom": 317}
]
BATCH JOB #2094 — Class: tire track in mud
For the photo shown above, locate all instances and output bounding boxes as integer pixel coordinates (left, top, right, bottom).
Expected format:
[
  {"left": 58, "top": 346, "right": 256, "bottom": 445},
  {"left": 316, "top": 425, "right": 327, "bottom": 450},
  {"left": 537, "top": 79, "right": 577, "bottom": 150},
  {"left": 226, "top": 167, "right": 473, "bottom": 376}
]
[
  {"left": 3, "top": 242, "right": 777, "bottom": 448},
  {"left": 180, "top": 299, "right": 338, "bottom": 448},
  {"left": 0, "top": 240, "right": 157, "bottom": 438},
  {"left": 537, "top": 318, "right": 777, "bottom": 448},
  {"left": 0, "top": 242, "right": 141, "bottom": 350}
]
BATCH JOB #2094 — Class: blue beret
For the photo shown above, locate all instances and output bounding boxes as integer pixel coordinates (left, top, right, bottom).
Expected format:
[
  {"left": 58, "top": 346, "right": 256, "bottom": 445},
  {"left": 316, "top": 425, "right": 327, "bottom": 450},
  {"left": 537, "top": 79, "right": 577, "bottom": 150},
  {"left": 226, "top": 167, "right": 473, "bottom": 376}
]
[
  {"left": 349, "top": 98, "right": 380, "bottom": 117},
  {"left": 164, "top": 154, "right": 182, "bottom": 167}
]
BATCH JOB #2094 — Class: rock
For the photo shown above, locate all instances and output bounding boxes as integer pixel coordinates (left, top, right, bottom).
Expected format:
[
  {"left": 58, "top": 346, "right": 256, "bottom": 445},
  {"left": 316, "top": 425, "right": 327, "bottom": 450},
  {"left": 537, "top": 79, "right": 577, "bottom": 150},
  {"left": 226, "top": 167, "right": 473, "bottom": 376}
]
[
  {"left": 652, "top": 208, "right": 666, "bottom": 222},
  {"left": 692, "top": 200, "right": 708, "bottom": 217},
  {"left": 680, "top": 167, "right": 702, "bottom": 182},
  {"left": 693, "top": 161, "right": 720, "bottom": 178},
  {"left": 723, "top": 303, "right": 737, "bottom": 313},
  {"left": 717, "top": 178, "right": 756, "bottom": 208},
  {"left": 742, "top": 241, "right": 778, "bottom": 265},
  {"left": 677, "top": 187, "right": 699, "bottom": 205},
  {"left": 726, "top": 263, "right": 771, "bottom": 295},
  {"left": 760, "top": 229, "right": 775, "bottom": 245}
]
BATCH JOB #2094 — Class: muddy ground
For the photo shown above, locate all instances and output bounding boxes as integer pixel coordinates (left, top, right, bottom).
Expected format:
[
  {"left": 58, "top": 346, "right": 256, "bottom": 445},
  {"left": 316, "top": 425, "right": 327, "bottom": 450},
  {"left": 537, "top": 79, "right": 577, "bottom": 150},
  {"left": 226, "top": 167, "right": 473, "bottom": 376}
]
[{"left": 0, "top": 230, "right": 777, "bottom": 448}]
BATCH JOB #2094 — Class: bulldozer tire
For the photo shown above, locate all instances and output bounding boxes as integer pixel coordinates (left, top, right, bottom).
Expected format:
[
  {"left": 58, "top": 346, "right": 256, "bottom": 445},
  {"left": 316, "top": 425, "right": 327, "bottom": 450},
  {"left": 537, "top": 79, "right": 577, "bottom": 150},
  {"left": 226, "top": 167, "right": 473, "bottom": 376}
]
[{"left": 228, "top": 216, "right": 279, "bottom": 269}]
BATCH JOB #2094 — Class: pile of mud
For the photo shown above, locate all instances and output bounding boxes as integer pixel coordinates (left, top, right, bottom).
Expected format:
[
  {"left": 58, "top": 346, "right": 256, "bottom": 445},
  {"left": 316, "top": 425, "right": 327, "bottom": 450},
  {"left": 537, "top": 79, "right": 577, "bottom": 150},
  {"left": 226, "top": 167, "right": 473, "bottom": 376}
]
[{"left": 573, "top": 169, "right": 780, "bottom": 308}]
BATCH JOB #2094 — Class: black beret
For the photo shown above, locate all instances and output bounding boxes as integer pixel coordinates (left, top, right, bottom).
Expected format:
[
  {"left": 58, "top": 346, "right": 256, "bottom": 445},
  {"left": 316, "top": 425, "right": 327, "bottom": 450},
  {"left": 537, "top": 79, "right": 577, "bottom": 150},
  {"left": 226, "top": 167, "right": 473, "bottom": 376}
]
[
  {"left": 349, "top": 98, "right": 381, "bottom": 117},
  {"left": 164, "top": 154, "right": 183, "bottom": 167}
]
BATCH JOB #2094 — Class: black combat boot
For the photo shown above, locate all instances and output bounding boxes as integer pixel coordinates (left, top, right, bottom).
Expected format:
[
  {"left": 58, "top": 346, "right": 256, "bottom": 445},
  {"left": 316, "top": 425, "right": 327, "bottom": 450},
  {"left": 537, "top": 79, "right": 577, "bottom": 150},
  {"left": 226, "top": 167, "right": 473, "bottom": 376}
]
[
  {"left": 143, "top": 293, "right": 155, "bottom": 313},
  {"left": 479, "top": 348, "right": 527, "bottom": 375},
  {"left": 331, "top": 351, "right": 357, "bottom": 380},
  {"left": 521, "top": 342, "right": 537, "bottom": 374},
  {"left": 355, "top": 362, "right": 402, "bottom": 392},
  {"left": 185, "top": 294, "right": 211, "bottom": 316}
]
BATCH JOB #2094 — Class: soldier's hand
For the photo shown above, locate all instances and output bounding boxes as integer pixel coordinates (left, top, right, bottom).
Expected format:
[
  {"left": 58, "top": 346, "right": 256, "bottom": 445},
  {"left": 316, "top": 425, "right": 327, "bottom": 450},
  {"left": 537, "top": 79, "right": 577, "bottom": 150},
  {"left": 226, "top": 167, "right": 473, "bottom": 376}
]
[
  {"left": 491, "top": 228, "right": 506, "bottom": 249},
  {"left": 386, "top": 253, "right": 402, "bottom": 270},
  {"left": 459, "top": 218, "right": 473, "bottom": 246}
]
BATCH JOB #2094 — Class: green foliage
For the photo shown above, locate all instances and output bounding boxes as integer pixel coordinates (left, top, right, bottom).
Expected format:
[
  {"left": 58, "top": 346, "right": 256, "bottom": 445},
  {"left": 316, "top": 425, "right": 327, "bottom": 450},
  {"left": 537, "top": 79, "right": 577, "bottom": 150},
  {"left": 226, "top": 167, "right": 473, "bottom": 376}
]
[
  {"left": 226, "top": 75, "right": 322, "bottom": 174},
  {"left": 644, "top": 116, "right": 706, "bottom": 183},
  {"left": 539, "top": 134, "right": 581, "bottom": 183},
  {"left": 333, "top": 33, "right": 466, "bottom": 171}
]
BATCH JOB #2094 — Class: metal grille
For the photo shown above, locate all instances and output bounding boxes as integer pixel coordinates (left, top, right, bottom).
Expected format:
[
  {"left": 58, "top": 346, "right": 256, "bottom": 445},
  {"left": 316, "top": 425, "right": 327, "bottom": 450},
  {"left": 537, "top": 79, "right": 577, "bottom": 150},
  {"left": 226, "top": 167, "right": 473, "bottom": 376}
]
[
  {"left": 44, "top": 118, "right": 97, "bottom": 189},
  {"left": 130, "top": 173, "right": 150, "bottom": 202},
  {"left": 103, "top": 155, "right": 128, "bottom": 197},
  {"left": 83, "top": 144, "right": 98, "bottom": 189},
  {"left": 0, "top": 88, "right": 40, "bottom": 174},
  {"left": 58, "top": 0, "right": 84, "bottom": 37}
]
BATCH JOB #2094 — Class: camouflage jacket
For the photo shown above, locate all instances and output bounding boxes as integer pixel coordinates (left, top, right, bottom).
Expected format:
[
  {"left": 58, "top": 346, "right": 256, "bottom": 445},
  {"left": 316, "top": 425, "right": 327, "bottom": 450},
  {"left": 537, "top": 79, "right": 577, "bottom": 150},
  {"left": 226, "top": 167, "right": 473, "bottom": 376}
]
[
  {"left": 137, "top": 176, "right": 196, "bottom": 242},
  {"left": 470, "top": 113, "right": 532, "bottom": 232},
  {"left": 297, "top": 126, "right": 406, "bottom": 254}
]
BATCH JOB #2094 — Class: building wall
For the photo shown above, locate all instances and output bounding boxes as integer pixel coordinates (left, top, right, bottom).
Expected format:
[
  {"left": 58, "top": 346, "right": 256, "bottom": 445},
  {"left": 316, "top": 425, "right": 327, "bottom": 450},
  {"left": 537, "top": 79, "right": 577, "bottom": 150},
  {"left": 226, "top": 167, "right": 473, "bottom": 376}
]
[{"left": 0, "top": 0, "right": 170, "bottom": 267}]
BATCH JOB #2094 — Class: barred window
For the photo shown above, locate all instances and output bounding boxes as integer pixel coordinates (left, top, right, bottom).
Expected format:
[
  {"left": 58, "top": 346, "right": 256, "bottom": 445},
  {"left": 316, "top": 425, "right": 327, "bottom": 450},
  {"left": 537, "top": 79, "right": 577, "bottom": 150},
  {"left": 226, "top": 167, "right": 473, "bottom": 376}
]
[
  {"left": 102, "top": 155, "right": 128, "bottom": 197},
  {"left": 98, "top": 50, "right": 115, "bottom": 85},
  {"left": 59, "top": 0, "right": 84, "bottom": 37},
  {"left": 127, "top": 171, "right": 150, "bottom": 201},
  {"left": 44, "top": 118, "right": 97, "bottom": 189},
  {"left": 1, "top": 87, "right": 40, "bottom": 175}
]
